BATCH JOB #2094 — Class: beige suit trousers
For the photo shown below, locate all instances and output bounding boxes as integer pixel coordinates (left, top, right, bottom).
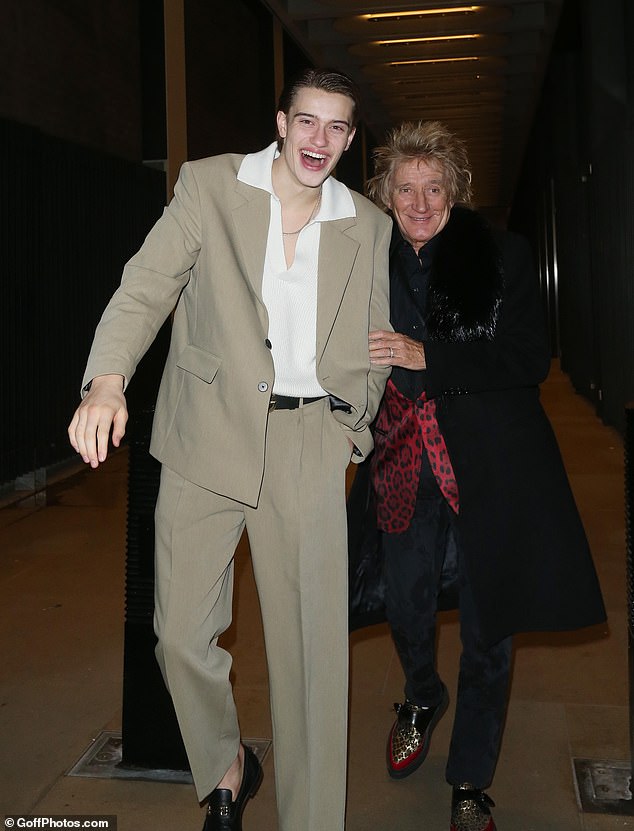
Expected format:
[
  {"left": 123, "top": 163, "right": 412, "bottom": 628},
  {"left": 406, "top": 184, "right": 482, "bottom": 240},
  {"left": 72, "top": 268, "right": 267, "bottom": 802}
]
[{"left": 153, "top": 399, "right": 351, "bottom": 831}]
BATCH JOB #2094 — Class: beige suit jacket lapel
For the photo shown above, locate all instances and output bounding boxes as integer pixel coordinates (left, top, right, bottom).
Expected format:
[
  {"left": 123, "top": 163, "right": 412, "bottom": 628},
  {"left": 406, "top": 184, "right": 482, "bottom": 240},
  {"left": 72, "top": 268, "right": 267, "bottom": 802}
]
[
  {"left": 316, "top": 217, "right": 360, "bottom": 362},
  {"left": 231, "top": 181, "right": 270, "bottom": 295}
]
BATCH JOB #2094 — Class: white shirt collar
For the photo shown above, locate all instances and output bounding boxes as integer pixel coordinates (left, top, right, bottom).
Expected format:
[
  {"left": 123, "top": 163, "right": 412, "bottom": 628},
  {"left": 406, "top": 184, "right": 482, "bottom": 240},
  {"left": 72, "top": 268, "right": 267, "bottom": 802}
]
[{"left": 237, "top": 141, "right": 356, "bottom": 221}]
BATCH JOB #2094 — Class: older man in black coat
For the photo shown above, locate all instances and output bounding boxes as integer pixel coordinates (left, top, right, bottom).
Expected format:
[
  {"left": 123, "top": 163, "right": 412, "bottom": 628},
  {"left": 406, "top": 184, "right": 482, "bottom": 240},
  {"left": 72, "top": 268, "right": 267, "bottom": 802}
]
[{"left": 363, "top": 121, "right": 606, "bottom": 831}]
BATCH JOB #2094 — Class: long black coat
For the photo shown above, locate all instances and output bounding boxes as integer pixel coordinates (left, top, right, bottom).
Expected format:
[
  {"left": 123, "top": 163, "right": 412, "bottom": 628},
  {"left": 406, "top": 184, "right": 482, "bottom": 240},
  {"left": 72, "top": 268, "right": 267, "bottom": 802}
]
[{"left": 350, "top": 207, "right": 606, "bottom": 646}]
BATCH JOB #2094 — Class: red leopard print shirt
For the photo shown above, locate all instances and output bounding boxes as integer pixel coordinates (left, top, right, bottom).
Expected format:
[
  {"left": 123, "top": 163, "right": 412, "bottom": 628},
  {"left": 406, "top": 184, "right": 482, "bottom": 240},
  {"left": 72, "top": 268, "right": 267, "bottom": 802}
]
[{"left": 371, "top": 379, "right": 459, "bottom": 533}]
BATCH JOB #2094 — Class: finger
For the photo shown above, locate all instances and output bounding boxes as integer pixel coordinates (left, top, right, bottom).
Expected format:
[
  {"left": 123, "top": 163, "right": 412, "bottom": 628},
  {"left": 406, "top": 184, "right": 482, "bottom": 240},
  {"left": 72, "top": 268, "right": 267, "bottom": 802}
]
[
  {"left": 83, "top": 415, "right": 102, "bottom": 468},
  {"left": 369, "top": 329, "right": 390, "bottom": 342},
  {"left": 82, "top": 406, "right": 113, "bottom": 468},
  {"left": 96, "top": 418, "right": 112, "bottom": 464},
  {"left": 111, "top": 408, "right": 128, "bottom": 449},
  {"left": 71, "top": 407, "right": 91, "bottom": 464},
  {"left": 68, "top": 411, "right": 80, "bottom": 453}
]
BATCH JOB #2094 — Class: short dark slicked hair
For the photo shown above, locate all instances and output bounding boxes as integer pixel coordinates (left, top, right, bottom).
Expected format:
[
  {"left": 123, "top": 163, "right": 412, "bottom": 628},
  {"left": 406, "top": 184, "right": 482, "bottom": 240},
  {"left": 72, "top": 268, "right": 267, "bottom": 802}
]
[{"left": 276, "top": 68, "right": 361, "bottom": 150}]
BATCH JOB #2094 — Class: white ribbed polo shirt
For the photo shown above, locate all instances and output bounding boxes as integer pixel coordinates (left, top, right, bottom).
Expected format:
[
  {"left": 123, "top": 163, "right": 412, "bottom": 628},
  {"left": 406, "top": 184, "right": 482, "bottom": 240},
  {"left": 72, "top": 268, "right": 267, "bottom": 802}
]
[{"left": 237, "top": 142, "right": 356, "bottom": 396}]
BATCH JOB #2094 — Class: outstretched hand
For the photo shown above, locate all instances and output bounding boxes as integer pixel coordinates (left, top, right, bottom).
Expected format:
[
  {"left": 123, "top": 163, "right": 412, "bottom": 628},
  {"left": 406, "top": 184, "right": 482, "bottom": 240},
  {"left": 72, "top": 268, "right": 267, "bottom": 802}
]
[
  {"left": 369, "top": 329, "right": 426, "bottom": 370},
  {"left": 68, "top": 374, "right": 127, "bottom": 468}
]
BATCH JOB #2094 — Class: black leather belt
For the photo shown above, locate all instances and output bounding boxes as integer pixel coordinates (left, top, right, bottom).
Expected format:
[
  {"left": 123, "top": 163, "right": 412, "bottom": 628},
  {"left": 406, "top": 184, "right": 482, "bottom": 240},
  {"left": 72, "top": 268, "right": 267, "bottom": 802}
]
[{"left": 268, "top": 395, "right": 325, "bottom": 412}]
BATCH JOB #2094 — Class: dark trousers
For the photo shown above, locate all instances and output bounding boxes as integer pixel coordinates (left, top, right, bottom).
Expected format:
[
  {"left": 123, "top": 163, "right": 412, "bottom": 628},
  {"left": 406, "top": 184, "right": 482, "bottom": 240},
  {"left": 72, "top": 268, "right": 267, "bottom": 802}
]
[{"left": 383, "top": 450, "right": 512, "bottom": 789}]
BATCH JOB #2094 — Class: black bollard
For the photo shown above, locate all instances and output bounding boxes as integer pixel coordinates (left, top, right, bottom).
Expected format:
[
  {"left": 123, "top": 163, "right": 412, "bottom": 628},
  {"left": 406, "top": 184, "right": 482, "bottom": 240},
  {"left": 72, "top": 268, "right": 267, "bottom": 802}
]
[
  {"left": 626, "top": 403, "right": 634, "bottom": 783},
  {"left": 119, "top": 405, "right": 190, "bottom": 772}
]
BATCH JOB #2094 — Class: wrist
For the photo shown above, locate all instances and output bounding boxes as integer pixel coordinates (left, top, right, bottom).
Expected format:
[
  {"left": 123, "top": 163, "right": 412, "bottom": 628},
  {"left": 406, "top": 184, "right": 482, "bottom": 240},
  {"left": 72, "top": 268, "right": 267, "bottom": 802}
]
[{"left": 83, "top": 374, "right": 125, "bottom": 394}]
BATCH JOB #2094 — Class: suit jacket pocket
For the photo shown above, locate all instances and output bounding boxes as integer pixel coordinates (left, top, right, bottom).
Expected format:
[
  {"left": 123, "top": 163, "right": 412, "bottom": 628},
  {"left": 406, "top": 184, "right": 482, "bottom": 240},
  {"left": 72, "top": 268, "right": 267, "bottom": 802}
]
[{"left": 176, "top": 344, "right": 222, "bottom": 384}]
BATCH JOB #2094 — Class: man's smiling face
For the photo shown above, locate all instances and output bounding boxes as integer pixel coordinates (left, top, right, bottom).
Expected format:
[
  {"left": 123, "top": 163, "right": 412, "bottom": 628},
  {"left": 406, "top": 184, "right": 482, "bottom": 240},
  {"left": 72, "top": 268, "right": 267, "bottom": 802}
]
[
  {"left": 276, "top": 87, "right": 356, "bottom": 191},
  {"left": 388, "top": 158, "right": 453, "bottom": 252}
]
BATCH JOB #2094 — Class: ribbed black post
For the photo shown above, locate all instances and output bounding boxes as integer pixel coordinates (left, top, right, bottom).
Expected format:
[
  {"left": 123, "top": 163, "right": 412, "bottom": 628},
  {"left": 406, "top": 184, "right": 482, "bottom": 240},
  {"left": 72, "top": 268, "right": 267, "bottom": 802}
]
[
  {"left": 119, "top": 406, "right": 189, "bottom": 771},
  {"left": 626, "top": 403, "right": 634, "bottom": 777}
]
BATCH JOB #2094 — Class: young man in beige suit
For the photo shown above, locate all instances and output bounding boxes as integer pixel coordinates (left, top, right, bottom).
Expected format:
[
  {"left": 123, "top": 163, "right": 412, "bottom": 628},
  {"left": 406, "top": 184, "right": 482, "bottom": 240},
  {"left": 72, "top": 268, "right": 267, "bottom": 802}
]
[{"left": 68, "top": 69, "right": 391, "bottom": 831}]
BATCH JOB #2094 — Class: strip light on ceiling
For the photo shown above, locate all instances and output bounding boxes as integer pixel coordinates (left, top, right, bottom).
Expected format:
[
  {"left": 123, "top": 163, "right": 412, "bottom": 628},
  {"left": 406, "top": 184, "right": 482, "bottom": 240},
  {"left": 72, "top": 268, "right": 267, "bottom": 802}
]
[
  {"left": 364, "top": 6, "right": 481, "bottom": 23},
  {"left": 390, "top": 56, "right": 480, "bottom": 66},
  {"left": 377, "top": 34, "right": 480, "bottom": 45}
]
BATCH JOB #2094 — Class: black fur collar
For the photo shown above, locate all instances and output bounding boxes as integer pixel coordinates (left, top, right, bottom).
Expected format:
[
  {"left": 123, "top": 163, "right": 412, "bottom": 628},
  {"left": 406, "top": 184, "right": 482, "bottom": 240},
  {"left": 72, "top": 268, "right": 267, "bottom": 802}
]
[{"left": 425, "top": 206, "right": 504, "bottom": 342}]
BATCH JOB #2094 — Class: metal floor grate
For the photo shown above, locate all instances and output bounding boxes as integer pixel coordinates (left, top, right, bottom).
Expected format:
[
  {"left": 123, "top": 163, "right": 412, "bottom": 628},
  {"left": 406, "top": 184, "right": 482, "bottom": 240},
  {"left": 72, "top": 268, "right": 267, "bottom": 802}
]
[
  {"left": 67, "top": 731, "right": 271, "bottom": 785},
  {"left": 573, "top": 758, "right": 634, "bottom": 815}
]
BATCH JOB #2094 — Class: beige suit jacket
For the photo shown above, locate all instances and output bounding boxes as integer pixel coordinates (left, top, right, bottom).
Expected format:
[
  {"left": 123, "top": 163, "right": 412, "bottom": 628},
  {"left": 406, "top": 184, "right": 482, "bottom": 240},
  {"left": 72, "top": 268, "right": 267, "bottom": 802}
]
[{"left": 83, "top": 153, "right": 392, "bottom": 506}]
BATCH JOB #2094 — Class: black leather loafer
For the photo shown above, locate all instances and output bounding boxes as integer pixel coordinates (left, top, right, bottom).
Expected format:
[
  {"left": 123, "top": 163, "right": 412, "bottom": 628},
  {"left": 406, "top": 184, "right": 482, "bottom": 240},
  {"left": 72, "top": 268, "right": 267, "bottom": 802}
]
[
  {"left": 203, "top": 744, "right": 263, "bottom": 831},
  {"left": 386, "top": 682, "right": 449, "bottom": 779}
]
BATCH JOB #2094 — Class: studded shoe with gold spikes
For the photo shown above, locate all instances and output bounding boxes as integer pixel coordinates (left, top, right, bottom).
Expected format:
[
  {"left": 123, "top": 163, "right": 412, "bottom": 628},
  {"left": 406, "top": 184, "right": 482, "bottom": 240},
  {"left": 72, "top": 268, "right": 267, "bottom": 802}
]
[
  {"left": 450, "top": 784, "right": 497, "bottom": 831},
  {"left": 386, "top": 683, "right": 449, "bottom": 779}
]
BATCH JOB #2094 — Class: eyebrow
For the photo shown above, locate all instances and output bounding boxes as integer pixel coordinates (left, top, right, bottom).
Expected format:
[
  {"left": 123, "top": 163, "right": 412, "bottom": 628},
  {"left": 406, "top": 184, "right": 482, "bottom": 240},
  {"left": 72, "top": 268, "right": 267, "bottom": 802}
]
[
  {"left": 395, "top": 179, "right": 444, "bottom": 187},
  {"left": 293, "top": 111, "right": 351, "bottom": 127}
]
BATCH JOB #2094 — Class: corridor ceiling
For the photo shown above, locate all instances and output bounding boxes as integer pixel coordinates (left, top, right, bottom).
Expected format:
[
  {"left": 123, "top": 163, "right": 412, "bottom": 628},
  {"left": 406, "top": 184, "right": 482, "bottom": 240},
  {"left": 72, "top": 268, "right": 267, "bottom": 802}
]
[{"left": 263, "top": 0, "right": 565, "bottom": 210}]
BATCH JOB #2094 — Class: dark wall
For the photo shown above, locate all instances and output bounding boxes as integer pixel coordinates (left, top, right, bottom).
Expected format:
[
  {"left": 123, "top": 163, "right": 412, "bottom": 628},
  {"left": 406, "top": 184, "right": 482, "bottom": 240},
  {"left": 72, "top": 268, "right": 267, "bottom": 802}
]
[
  {"left": 140, "top": 0, "right": 167, "bottom": 162},
  {"left": 1, "top": 118, "right": 166, "bottom": 487},
  {"left": 510, "top": 0, "right": 634, "bottom": 434},
  {"left": 185, "top": 0, "right": 275, "bottom": 159},
  {"left": 0, "top": 0, "right": 143, "bottom": 161}
]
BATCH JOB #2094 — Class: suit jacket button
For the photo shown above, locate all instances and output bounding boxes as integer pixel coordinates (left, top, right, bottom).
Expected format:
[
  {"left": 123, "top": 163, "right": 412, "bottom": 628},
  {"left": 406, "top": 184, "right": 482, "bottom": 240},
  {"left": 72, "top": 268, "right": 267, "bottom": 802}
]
[
  {"left": 265, "top": 339, "right": 272, "bottom": 349},
  {"left": 258, "top": 381, "right": 269, "bottom": 392}
]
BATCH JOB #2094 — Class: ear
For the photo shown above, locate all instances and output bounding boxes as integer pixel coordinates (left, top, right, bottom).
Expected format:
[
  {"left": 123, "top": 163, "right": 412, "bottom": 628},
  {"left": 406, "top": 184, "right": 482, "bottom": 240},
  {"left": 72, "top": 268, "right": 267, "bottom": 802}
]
[
  {"left": 276, "top": 110, "right": 287, "bottom": 140},
  {"left": 344, "top": 126, "right": 356, "bottom": 152}
]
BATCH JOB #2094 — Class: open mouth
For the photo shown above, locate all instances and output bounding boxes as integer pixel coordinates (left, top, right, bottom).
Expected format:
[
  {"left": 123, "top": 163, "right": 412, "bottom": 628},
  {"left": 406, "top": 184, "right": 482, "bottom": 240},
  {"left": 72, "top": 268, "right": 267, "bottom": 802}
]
[{"left": 301, "top": 149, "right": 327, "bottom": 169}]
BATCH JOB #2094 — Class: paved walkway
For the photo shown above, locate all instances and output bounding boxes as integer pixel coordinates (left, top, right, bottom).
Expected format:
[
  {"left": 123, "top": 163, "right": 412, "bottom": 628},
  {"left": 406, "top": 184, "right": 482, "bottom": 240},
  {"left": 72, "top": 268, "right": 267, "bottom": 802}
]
[{"left": 0, "top": 362, "right": 629, "bottom": 830}]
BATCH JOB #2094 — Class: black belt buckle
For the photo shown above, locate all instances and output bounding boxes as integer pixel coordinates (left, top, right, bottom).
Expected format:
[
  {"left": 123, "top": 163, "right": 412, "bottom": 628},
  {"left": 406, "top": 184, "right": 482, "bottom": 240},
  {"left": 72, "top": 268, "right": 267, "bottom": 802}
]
[
  {"left": 269, "top": 394, "right": 296, "bottom": 412},
  {"left": 269, "top": 394, "right": 323, "bottom": 412}
]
